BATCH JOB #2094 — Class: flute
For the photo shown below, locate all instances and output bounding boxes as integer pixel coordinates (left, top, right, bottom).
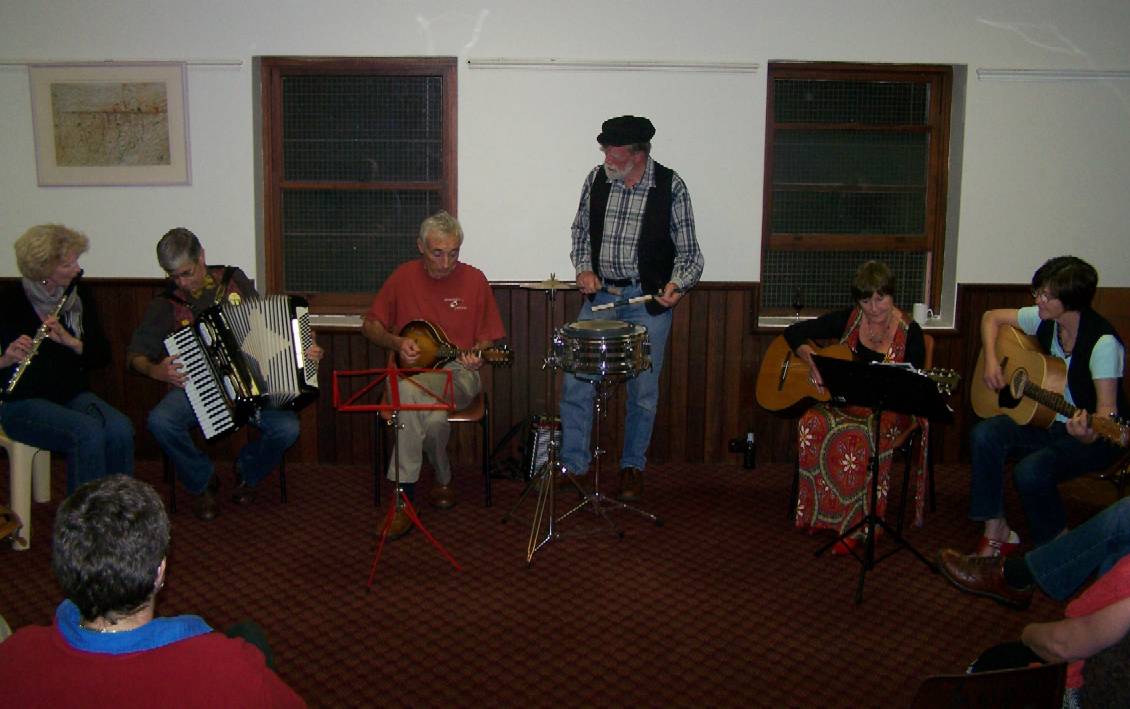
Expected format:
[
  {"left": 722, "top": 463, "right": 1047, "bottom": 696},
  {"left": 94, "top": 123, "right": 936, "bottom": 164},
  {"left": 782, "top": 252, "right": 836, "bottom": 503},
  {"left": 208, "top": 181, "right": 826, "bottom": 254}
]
[{"left": 3, "top": 270, "right": 83, "bottom": 397}]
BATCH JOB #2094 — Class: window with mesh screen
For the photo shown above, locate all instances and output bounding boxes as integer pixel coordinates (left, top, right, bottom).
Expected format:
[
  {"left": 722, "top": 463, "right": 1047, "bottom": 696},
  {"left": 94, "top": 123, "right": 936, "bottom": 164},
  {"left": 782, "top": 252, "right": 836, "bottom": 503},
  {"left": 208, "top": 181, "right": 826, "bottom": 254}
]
[
  {"left": 761, "top": 63, "right": 952, "bottom": 317},
  {"left": 261, "top": 58, "right": 456, "bottom": 307}
]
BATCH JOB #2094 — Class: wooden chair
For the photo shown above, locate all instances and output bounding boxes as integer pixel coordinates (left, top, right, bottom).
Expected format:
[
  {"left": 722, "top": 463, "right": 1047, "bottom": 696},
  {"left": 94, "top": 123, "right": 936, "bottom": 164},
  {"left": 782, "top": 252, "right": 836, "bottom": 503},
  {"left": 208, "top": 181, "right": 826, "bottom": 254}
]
[
  {"left": 0, "top": 424, "right": 51, "bottom": 550},
  {"left": 788, "top": 333, "right": 937, "bottom": 529},
  {"left": 908, "top": 662, "right": 1066, "bottom": 708},
  {"left": 372, "top": 385, "right": 492, "bottom": 508}
]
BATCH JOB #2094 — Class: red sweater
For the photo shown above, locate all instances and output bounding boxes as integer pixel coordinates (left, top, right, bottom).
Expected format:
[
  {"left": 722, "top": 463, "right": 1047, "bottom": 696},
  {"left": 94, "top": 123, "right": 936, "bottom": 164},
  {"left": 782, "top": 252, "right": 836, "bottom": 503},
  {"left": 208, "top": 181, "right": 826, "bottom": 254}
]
[{"left": 0, "top": 625, "right": 305, "bottom": 708}]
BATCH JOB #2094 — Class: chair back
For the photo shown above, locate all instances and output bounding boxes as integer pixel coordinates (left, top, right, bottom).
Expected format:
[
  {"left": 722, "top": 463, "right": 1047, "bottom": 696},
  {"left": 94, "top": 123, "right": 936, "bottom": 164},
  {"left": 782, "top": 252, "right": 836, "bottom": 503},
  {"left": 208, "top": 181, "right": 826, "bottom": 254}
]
[
  {"left": 908, "top": 662, "right": 1066, "bottom": 709},
  {"left": 922, "top": 332, "right": 934, "bottom": 370}
]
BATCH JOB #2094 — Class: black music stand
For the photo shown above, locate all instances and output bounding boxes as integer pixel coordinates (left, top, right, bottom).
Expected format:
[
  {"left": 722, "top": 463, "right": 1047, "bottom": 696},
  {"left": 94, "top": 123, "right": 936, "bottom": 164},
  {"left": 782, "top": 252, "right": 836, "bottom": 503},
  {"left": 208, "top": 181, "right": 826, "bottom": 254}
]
[{"left": 810, "top": 355, "right": 953, "bottom": 604}]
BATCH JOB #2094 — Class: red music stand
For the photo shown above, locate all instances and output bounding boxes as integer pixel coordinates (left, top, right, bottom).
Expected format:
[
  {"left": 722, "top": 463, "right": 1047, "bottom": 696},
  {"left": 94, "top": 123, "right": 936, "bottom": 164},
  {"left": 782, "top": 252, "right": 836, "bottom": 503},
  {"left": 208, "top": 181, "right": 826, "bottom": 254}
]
[{"left": 333, "top": 366, "right": 462, "bottom": 587}]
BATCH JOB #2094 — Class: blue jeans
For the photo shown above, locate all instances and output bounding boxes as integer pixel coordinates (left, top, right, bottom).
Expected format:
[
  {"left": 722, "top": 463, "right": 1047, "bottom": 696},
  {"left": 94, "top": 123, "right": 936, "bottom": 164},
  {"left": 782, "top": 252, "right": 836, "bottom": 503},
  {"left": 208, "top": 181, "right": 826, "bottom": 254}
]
[
  {"left": 1026, "top": 497, "right": 1130, "bottom": 601},
  {"left": 147, "top": 388, "right": 299, "bottom": 494},
  {"left": 559, "top": 284, "right": 672, "bottom": 474},
  {"left": 970, "top": 415, "right": 1123, "bottom": 544},
  {"left": 0, "top": 391, "right": 134, "bottom": 495}
]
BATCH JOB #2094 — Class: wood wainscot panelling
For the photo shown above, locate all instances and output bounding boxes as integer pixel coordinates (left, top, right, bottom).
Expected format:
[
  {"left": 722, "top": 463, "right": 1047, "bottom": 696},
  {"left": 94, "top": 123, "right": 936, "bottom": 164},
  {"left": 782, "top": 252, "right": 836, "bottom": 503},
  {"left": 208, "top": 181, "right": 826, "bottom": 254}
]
[{"left": 18, "top": 279, "right": 1128, "bottom": 472}]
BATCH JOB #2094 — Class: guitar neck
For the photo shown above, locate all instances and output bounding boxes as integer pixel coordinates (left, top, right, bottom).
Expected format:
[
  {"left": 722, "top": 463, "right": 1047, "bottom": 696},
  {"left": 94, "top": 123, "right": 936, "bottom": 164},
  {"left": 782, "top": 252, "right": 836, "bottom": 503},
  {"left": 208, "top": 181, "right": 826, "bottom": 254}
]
[{"left": 1019, "top": 381, "right": 1076, "bottom": 420}]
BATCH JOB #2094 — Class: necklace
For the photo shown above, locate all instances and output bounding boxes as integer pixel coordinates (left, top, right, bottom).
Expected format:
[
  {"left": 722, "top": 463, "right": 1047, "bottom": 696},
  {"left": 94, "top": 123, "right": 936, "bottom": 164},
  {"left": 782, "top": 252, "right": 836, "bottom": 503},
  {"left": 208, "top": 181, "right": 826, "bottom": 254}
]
[
  {"left": 863, "top": 316, "right": 892, "bottom": 347},
  {"left": 80, "top": 620, "right": 135, "bottom": 634}
]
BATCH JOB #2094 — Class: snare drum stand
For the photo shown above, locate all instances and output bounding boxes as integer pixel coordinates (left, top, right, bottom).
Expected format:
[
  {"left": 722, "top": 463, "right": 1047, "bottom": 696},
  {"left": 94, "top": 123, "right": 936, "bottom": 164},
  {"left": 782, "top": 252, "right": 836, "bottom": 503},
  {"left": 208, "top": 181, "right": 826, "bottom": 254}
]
[{"left": 557, "top": 374, "right": 663, "bottom": 532}]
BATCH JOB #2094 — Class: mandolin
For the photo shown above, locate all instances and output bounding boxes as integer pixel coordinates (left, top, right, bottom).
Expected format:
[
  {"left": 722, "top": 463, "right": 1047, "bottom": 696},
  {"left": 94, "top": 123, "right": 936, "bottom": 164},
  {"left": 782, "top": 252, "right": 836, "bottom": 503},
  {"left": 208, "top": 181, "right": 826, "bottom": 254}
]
[
  {"left": 971, "top": 325, "right": 1129, "bottom": 447},
  {"left": 398, "top": 319, "right": 512, "bottom": 369},
  {"left": 755, "top": 334, "right": 960, "bottom": 412}
]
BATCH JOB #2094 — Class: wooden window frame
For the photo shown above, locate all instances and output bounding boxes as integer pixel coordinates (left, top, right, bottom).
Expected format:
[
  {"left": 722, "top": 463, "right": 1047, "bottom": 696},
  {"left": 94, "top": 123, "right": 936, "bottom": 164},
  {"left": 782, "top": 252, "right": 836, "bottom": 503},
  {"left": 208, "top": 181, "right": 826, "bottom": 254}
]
[
  {"left": 760, "top": 61, "right": 952, "bottom": 311},
  {"left": 259, "top": 56, "right": 457, "bottom": 311}
]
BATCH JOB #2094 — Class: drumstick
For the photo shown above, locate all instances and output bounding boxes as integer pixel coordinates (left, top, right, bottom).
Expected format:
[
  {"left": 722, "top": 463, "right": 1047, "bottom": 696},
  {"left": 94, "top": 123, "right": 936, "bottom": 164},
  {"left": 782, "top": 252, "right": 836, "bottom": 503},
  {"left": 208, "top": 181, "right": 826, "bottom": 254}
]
[{"left": 592, "top": 294, "right": 654, "bottom": 312}]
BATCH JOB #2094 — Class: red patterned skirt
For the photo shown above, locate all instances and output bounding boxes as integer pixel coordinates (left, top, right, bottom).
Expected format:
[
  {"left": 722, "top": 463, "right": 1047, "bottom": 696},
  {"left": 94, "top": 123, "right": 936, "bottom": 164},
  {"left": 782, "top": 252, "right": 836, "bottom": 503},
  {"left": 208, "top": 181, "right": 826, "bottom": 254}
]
[{"left": 794, "top": 404, "right": 923, "bottom": 534}]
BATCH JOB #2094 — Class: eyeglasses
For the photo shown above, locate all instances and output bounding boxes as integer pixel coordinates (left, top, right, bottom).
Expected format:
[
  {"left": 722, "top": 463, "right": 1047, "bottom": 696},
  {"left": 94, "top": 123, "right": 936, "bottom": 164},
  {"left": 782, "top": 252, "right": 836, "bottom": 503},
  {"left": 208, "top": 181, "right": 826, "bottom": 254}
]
[{"left": 1031, "top": 289, "right": 1056, "bottom": 303}]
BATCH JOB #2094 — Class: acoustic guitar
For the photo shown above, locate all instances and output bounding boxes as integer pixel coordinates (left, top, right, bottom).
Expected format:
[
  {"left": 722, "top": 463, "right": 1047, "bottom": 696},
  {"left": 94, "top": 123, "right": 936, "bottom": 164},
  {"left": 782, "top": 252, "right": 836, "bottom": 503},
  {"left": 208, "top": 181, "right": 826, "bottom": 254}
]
[
  {"left": 756, "top": 334, "right": 961, "bottom": 412},
  {"left": 970, "top": 325, "right": 1129, "bottom": 447},
  {"left": 398, "top": 319, "right": 512, "bottom": 369}
]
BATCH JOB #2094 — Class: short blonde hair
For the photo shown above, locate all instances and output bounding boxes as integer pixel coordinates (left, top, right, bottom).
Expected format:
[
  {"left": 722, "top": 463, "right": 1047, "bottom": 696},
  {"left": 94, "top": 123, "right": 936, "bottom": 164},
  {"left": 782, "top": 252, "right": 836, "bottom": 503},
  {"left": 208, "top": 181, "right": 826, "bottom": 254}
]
[{"left": 14, "top": 224, "right": 89, "bottom": 281}]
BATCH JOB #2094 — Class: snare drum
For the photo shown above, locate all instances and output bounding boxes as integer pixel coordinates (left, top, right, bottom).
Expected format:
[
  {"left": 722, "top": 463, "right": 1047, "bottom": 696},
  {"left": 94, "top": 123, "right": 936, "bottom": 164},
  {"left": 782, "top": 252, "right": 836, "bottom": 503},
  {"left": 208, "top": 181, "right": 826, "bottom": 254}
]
[{"left": 553, "top": 319, "right": 650, "bottom": 377}]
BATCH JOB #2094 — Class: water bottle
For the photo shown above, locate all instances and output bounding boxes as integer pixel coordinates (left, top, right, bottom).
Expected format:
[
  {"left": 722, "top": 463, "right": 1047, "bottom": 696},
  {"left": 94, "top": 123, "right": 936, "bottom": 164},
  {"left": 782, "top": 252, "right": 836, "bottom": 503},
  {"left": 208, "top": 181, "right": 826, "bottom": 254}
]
[{"left": 743, "top": 432, "right": 756, "bottom": 469}]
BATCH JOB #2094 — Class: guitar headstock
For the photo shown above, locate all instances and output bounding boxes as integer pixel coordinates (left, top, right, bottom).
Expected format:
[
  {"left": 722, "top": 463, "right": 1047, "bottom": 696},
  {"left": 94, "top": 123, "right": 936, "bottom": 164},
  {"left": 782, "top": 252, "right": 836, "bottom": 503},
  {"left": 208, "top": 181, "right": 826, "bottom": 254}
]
[{"left": 925, "top": 368, "right": 962, "bottom": 395}]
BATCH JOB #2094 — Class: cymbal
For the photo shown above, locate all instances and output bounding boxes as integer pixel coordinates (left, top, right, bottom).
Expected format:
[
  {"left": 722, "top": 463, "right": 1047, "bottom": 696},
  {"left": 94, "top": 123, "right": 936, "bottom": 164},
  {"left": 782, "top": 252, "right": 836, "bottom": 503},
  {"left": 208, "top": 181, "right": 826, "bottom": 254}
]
[{"left": 520, "top": 275, "right": 577, "bottom": 291}]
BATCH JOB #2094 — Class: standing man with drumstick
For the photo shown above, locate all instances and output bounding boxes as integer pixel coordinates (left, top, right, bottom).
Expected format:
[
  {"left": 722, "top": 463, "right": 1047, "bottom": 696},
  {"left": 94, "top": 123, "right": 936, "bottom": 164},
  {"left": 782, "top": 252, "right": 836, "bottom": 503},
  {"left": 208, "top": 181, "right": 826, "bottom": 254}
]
[{"left": 559, "top": 115, "right": 704, "bottom": 502}]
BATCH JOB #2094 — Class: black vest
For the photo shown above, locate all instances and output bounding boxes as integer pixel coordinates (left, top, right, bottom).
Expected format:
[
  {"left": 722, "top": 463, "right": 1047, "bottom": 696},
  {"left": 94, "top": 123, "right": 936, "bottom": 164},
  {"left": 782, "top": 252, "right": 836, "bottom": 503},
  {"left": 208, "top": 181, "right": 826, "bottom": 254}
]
[
  {"left": 589, "top": 161, "right": 675, "bottom": 315},
  {"left": 1036, "top": 307, "right": 1127, "bottom": 415}
]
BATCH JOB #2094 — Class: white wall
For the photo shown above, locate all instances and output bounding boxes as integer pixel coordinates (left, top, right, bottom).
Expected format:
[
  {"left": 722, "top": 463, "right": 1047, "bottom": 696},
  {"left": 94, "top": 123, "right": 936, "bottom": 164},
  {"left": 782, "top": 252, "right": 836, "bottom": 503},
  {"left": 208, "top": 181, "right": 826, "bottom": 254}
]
[{"left": 1, "top": 0, "right": 1128, "bottom": 287}]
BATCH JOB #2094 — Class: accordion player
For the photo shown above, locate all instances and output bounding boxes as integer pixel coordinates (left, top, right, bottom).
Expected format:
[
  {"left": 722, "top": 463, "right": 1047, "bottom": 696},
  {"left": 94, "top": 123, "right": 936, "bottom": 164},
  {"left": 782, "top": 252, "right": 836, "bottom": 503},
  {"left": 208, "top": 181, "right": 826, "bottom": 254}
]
[{"left": 163, "top": 294, "right": 319, "bottom": 439}]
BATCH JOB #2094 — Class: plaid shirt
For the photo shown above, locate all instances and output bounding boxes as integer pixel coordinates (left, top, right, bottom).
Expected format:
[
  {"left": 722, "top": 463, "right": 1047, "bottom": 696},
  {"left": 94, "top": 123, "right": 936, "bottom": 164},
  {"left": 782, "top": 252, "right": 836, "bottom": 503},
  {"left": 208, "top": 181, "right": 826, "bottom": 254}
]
[{"left": 570, "top": 157, "right": 704, "bottom": 289}]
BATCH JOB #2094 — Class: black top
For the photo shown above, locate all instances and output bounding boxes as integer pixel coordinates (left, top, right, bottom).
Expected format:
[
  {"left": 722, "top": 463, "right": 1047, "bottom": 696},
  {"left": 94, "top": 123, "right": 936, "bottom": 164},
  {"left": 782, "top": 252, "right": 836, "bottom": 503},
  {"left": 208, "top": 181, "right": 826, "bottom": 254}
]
[
  {"left": 0, "top": 283, "right": 111, "bottom": 403},
  {"left": 783, "top": 307, "right": 926, "bottom": 368}
]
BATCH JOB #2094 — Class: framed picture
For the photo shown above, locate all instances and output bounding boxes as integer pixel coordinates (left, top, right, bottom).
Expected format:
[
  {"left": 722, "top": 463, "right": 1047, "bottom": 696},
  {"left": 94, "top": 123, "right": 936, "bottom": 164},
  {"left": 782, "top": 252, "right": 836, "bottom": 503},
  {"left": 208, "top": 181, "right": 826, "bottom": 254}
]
[{"left": 29, "top": 62, "right": 190, "bottom": 186}]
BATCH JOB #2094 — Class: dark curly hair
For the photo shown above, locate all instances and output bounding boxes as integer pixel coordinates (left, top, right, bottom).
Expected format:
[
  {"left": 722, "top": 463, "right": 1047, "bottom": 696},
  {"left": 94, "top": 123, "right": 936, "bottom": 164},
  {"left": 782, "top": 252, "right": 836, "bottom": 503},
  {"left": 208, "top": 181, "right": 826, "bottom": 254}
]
[{"left": 51, "top": 475, "right": 170, "bottom": 623}]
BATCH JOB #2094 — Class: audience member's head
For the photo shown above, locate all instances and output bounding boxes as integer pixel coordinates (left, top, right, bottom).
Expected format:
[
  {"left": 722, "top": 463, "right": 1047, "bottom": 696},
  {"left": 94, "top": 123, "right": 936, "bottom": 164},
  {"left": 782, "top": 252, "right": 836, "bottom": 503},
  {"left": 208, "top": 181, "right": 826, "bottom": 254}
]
[
  {"left": 14, "top": 224, "right": 89, "bottom": 281},
  {"left": 52, "top": 475, "right": 170, "bottom": 624}
]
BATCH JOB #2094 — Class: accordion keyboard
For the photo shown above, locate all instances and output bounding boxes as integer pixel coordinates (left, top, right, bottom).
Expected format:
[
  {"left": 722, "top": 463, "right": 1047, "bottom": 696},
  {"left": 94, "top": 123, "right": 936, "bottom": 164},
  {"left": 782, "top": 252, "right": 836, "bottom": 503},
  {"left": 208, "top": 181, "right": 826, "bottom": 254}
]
[{"left": 164, "top": 326, "right": 237, "bottom": 440}]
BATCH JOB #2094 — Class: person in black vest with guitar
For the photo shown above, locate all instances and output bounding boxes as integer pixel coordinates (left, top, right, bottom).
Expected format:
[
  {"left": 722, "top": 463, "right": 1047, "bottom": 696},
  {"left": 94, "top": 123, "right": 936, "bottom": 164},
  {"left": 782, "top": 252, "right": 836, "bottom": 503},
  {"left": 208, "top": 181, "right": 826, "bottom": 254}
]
[
  {"left": 362, "top": 212, "right": 506, "bottom": 538},
  {"left": 559, "top": 115, "right": 704, "bottom": 502},
  {"left": 966, "top": 256, "right": 1126, "bottom": 557}
]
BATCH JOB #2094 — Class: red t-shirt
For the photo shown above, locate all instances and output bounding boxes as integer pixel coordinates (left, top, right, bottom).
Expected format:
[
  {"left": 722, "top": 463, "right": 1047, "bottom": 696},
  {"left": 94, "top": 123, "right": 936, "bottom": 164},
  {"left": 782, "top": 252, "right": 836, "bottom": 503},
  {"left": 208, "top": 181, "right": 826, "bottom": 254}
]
[
  {"left": 1063, "top": 553, "right": 1130, "bottom": 689},
  {"left": 365, "top": 260, "right": 505, "bottom": 350},
  {"left": 0, "top": 626, "right": 305, "bottom": 707}
]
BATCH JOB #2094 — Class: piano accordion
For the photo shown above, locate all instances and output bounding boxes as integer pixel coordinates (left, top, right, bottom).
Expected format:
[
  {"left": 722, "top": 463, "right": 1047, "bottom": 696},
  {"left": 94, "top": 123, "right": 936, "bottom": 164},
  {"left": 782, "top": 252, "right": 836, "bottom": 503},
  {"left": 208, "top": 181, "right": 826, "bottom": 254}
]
[{"left": 163, "top": 295, "right": 318, "bottom": 439}]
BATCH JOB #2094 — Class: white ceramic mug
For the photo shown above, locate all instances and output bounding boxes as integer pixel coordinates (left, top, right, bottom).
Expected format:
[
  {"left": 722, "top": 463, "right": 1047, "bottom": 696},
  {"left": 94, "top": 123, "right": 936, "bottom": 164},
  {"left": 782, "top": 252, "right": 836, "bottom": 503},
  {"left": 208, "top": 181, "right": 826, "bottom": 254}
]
[{"left": 912, "top": 302, "right": 934, "bottom": 326}]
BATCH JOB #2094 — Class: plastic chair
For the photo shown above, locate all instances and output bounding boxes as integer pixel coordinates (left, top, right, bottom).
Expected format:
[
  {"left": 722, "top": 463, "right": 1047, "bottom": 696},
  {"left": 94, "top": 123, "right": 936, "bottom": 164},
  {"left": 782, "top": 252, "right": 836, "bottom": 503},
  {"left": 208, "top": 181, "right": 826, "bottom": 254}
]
[
  {"left": 0, "top": 424, "right": 51, "bottom": 550},
  {"left": 373, "top": 387, "right": 492, "bottom": 508},
  {"left": 908, "top": 662, "right": 1066, "bottom": 708}
]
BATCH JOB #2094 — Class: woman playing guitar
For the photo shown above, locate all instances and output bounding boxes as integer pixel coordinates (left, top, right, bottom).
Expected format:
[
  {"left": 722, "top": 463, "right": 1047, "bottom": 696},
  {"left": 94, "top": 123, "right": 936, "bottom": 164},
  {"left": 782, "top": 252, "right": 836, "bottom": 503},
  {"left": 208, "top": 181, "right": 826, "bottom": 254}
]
[{"left": 965, "top": 256, "right": 1126, "bottom": 557}]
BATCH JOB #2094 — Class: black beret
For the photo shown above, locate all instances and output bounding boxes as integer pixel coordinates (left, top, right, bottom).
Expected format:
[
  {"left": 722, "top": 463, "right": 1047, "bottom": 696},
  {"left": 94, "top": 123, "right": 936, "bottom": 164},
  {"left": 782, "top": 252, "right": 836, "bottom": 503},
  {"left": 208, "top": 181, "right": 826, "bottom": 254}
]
[{"left": 596, "top": 115, "right": 655, "bottom": 146}]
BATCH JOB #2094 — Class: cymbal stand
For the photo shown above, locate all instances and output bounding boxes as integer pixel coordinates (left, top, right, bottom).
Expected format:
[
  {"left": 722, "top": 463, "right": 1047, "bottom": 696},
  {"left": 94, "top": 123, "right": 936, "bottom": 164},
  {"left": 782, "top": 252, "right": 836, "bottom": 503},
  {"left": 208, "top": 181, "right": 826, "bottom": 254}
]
[
  {"left": 501, "top": 281, "right": 565, "bottom": 563},
  {"left": 557, "top": 375, "right": 663, "bottom": 532}
]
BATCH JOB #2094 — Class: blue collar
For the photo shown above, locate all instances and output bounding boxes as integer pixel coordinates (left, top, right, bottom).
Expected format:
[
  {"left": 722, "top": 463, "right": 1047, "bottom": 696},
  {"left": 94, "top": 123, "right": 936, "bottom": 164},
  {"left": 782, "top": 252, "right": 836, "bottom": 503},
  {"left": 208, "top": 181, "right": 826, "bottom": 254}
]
[{"left": 56, "top": 599, "right": 212, "bottom": 655}]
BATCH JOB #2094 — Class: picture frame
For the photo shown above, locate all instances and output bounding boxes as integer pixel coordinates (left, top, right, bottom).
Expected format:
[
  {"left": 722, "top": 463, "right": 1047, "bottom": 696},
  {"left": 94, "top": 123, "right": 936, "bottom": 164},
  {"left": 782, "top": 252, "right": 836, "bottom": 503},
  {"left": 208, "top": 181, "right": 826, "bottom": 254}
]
[{"left": 28, "top": 62, "right": 190, "bottom": 186}]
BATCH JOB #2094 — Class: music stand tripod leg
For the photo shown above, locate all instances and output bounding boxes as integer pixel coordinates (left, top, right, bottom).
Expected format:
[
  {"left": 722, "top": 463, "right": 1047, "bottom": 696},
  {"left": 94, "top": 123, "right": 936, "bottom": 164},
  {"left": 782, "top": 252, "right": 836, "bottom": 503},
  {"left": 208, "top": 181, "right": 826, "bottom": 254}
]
[
  {"left": 367, "top": 405, "right": 461, "bottom": 590},
  {"left": 812, "top": 405, "right": 936, "bottom": 603}
]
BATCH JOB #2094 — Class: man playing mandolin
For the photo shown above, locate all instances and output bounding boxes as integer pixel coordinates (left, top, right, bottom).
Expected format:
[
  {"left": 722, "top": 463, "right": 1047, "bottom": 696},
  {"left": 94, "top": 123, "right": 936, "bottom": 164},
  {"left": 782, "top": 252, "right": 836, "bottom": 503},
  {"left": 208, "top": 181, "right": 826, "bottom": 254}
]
[
  {"left": 362, "top": 212, "right": 506, "bottom": 537},
  {"left": 965, "top": 255, "right": 1126, "bottom": 557}
]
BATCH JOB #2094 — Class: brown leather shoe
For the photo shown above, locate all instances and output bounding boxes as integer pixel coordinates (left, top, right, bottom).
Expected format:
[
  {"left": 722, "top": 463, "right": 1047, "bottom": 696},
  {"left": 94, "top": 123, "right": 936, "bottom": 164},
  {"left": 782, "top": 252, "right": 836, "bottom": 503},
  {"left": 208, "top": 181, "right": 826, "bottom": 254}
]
[
  {"left": 385, "top": 507, "right": 412, "bottom": 540},
  {"left": 937, "top": 548, "right": 1033, "bottom": 609},
  {"left": 618, "top": 466, "right": 643, "bottom": 502},
  {"left": 429, "top": 483, "right": 456, "bottom": 510},
  {"left": 192, "top": 488, "right": 220, "bottom": 522}
]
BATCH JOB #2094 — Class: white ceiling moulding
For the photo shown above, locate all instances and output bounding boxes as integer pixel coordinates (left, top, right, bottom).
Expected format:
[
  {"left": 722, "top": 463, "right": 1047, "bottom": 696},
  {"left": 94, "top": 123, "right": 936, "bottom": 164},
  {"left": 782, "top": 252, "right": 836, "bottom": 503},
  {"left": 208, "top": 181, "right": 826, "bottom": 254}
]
[
  {"left": 0, "top": 59, "right": 243, "bottom": 67},
  {"left": 977, "top": 68, "right": 1130, "bottom": 82},
  {"left": 467, "top": 58, "right": 759, "bottom": 73}
]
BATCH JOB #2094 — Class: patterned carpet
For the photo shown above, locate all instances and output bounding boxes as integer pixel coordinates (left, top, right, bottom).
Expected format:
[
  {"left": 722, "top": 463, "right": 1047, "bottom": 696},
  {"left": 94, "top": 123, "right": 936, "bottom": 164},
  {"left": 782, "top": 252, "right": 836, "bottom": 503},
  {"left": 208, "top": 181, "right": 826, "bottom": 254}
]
[{"left": 0, "top": 457, "right": 1101, "bottom": 707}]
